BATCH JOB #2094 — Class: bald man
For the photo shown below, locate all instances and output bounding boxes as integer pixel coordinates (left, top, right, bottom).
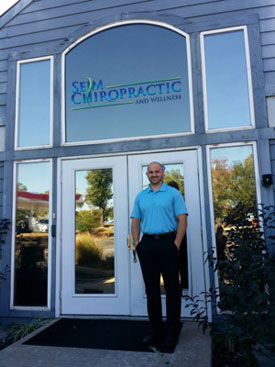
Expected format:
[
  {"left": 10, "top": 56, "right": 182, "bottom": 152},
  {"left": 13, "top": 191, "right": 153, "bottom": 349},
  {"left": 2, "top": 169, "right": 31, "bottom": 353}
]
[{"left": 131, "top": 162, "right": 188, "bottom": 349}]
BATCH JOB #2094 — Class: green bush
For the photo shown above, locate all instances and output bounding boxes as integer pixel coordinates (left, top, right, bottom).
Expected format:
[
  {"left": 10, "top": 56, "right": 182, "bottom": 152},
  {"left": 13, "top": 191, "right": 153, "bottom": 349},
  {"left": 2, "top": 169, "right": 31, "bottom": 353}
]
[
  {"left": 75, "top": 209, "right": 101, "bottom": 233},
  {"left": 186, "top": 206, "right": 275, "bottom": 366},
  {"left": 7, "top": 316, "right": 50, "bottom": 342}
]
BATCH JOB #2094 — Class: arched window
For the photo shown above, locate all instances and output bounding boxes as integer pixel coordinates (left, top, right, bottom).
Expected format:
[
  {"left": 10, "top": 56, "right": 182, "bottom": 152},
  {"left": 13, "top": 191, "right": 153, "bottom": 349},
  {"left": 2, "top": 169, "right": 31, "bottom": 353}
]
[{"left": 64, "top": 22, "right": 194, "bottom": 144}]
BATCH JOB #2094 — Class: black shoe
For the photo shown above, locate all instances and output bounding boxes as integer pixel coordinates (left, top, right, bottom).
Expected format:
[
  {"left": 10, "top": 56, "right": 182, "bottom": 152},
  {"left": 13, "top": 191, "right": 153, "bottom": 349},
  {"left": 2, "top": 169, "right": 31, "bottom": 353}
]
[
  {"left": 161, "top": 335, "right": 178, "bottom": 349},
  {"left": 142, "top": 332, "right": 163, "bottom": 346}
]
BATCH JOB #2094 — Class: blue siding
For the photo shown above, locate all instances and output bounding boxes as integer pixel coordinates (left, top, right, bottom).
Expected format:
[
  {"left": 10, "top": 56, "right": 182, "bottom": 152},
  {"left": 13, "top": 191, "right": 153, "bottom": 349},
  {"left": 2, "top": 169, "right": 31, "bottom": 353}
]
[
  {"left": 0, "top": 0, "right": 274, "bottom": 124},
  {"left": 0, "top": 0, "right": 274, "bottom": 221},
  {"left": 0, "top": 0, "right": 275, "bottom": 320},
  {"left": 270, "top": 141, "right": 275, "bottom": 197},
  {"left": 0, "top": 162, "right": 3, "bottom": 217}
]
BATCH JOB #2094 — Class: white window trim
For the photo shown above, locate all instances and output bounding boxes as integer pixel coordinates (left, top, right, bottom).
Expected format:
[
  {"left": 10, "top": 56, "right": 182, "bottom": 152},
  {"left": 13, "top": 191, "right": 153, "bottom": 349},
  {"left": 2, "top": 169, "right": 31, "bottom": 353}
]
[
  {"left": 201, "top": 26, "right": 256, "bottom": 133},
  {"left": 206, "top": 141, "right": 262, "bottom": 310},
  {"left": 10, "top": 159, "right": 53, "bottom": 311},
  {"left": 61, "top": 19, "right": 195, "bottom": 146},
  {"left": 15, "top": 56, "right": 54, "bottom": 150}
]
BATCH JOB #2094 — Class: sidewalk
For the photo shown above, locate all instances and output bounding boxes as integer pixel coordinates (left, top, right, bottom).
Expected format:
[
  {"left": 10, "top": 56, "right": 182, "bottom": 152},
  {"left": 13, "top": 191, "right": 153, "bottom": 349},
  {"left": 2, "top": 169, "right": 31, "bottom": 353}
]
[{"left": 0, "top": 320, "right": 211, "bottom": 367}]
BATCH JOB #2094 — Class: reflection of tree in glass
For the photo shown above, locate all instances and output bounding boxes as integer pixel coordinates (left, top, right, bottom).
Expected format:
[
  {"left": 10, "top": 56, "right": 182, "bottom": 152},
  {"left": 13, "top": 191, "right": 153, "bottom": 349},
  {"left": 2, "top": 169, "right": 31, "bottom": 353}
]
[
  {"left": 17, "top": 182, "right": 28, "bottom": 192},
  {"left": 85, "top": 169, "right": 113, "bottom": 226},
  {"left": 164, "top": 169, "right": 184, "bottom": 196},
  {"left": 211, "top": 154, "right": 257, "bottom": 225}
]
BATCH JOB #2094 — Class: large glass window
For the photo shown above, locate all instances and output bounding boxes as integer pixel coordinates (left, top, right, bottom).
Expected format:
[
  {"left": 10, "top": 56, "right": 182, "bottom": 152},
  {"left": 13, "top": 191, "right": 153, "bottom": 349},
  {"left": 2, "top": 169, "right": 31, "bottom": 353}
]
[
  {"left": 202, "top": 28, "right": 254, "bottom": 130},
  {"left": 65, "top": 23, "right": 193, "bottom": 143},
  {"left": 13, "top": 161, "right": 50, "bottom": 307},
  {"left": 209, "top": 144, "right": 258, "bottom": 284},
  {"left": 16, "top": 58, "right": 52, "bottom": 148}
]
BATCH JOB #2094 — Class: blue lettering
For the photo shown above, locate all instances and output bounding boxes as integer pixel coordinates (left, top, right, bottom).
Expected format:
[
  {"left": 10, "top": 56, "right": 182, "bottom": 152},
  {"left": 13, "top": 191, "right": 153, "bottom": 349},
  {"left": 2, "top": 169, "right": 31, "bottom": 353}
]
[
  {"left": 146, "top": 84, "right": 156, "bottom": 96},
  {"left": 108, "top": 89, "right": 119, "bottom": 101},
  {"left": 80, "top": 82, "right": 86, "bottom": 92},
  {"left": 92, "top": 80, "right": 104, "bottom": 90},
  {"left": 128, "top": 87, "right": 136, "bottom": 98},
  {"left": 72, "top": 81, "right": 79, "bottom": 93},
  {"left": 71, "top": 93, "right": 81, "bottom": 104},
  {"left": 156, "top": 83, "right": 165, "bottom": 94},
  {"left": 100, "top": 91, "right": 109, "bottom": 102},
  {"left": 83, "top": 92, "right": 92, "bottom": 104},
  {"left": 119, "top": 88, "right": 127, "bottom": 99},
  {"left": 171, "top": 81, "right": 181, "bottom": 92},
  {"left": 135, "top": 86, "right": 146, "bottom": 98}
]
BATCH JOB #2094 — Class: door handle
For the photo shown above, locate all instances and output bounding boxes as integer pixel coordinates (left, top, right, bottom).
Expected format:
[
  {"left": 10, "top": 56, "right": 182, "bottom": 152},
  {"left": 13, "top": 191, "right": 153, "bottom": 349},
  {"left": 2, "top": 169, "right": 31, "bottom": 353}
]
[
  {"left": 127, "top": 235, "right": 137, "bottom": 263},
  {"left": 51, "top": 224, "right": 56, "bottom": 237}
]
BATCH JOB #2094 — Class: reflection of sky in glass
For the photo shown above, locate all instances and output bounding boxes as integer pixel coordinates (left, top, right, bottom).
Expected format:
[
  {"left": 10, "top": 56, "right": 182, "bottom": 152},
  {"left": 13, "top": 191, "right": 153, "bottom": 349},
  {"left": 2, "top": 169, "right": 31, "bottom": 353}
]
[
  {"left": 18, "top": 60, "right": 51, "bottom": 147},
  {"left": 17, "top": 162, "right": 50, "bottom": 193},
  {"left": 210, "top": 145, "right": 253, "bottom": 167},
  {"left": 65, "top": 24, "right": 191, "bottom": 142},
  {"left": 75, "top": 171, "right": 89, "bottom": 194},
  {"left": 204, "top": 30, "right": 251, "bottom": 129}
]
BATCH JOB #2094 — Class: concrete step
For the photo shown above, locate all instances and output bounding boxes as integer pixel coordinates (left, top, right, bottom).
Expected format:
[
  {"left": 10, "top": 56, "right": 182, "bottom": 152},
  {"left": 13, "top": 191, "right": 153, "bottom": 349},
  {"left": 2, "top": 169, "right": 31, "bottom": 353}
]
[{"left": 0, "top": 320, "right": 212, "bottom": 367}]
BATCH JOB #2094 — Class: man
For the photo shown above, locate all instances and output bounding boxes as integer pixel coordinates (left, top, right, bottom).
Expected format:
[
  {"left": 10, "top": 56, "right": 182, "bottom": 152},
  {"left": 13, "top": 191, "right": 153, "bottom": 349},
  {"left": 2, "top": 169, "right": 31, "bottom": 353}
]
[{"left": 131, "top": 162, "right": 188, "bottom": 348}]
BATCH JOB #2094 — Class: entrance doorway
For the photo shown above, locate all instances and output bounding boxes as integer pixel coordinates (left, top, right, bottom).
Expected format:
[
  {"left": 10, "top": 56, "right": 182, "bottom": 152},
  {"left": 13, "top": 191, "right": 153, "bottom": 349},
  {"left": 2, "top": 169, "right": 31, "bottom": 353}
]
[{"left": 60, "top": 150, "right": 205, "bottom": 316}]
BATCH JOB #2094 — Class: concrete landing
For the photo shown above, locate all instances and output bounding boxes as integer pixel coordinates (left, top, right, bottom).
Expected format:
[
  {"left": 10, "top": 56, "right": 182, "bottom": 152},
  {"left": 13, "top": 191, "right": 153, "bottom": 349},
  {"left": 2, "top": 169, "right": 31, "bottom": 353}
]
[{"left": 0, "top": 320, "right": 211, "bottom": 367}]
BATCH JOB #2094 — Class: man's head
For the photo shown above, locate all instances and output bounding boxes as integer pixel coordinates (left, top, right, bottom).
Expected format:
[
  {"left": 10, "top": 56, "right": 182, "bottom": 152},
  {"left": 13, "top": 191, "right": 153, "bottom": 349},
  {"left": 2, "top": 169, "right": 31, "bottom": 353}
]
[{"left": 146, "top": 161, "right": 165, "bottom": 188}]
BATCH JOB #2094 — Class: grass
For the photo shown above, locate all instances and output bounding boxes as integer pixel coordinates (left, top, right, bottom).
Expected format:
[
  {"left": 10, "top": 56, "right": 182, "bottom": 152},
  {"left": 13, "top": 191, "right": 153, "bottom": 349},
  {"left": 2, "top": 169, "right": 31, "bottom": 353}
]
[
  {"left": 93, "top": 226, "right": 114, "bottom": 238},
  {"left": 75, "top": 232, "right": 103, "bottom": 265},
  {"left": 0, "top": 316, "right": 51, "bottom": 350}
]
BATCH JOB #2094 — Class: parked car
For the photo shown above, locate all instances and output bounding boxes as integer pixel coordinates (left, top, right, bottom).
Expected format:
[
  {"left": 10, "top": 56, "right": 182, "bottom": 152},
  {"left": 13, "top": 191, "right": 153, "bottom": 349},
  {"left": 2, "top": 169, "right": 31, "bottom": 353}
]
[
  {"left": 104, "top": 219, "right": 114, "bottom": 226},
  {"left": 35, "top": 219, "right": 49, "bottom": 232}
]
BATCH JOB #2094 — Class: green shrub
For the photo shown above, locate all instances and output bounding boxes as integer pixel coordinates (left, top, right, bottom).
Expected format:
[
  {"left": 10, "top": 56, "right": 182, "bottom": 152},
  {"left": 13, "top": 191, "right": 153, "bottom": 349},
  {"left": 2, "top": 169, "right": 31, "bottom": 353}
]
[
  {"left": 7, "top": 316, "right": 50, "bottom": 342},
  {"left": 75, "top": 232, "right": 103, "bottom": 265},
  {"left": 75, "top": 209, "right": 101, "bottom": 233},
  {"left": 186, "top": 206, "right": 275, "bottom": 366}
]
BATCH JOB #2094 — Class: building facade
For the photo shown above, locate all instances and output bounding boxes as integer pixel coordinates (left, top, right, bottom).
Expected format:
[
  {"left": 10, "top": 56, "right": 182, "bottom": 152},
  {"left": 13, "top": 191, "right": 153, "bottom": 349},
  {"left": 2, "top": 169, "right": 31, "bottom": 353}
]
[{"left": 0, "top": 0, "right": 275, "bottom": 323}]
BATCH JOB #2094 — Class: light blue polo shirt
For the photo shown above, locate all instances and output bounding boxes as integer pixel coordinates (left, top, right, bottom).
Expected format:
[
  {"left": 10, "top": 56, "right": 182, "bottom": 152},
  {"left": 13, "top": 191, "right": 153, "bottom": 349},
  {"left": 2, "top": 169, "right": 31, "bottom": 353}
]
[{"left": 131, "top": 182, "right": 188, "bottom": 234}]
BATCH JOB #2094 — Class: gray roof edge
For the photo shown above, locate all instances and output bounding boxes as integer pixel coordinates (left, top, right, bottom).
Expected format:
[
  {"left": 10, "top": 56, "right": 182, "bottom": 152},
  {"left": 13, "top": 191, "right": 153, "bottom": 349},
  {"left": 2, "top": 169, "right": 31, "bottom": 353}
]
[{"left": 0, "top": 0, "right": 34, "bottom": 29}]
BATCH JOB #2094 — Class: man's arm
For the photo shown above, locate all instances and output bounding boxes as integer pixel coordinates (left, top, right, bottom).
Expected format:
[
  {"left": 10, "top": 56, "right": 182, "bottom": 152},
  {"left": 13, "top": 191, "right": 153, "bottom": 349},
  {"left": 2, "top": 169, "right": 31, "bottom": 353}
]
[
  {"left": 174, "top": 214, "right": 187, "bottom": 249},
  {"left": 131, "top": 217, "right": 141, "bottom": 246}
]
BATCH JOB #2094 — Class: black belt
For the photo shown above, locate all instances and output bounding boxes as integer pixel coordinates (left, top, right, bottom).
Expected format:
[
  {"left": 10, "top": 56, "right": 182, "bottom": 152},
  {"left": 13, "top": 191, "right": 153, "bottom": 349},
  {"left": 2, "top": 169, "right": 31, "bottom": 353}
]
[{"left": 143, "top": 231, "right": 176, "bottom": 240}]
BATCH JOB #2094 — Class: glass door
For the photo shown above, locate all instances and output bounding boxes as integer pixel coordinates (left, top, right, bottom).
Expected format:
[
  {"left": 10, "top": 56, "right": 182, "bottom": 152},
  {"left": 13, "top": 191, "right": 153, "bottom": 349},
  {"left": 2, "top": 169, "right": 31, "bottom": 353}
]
[
  {"left": 60, "top": 150, "right": 205, "bottom": 317},
  {"left": 128, "top": 150, "right": 205, "bottom": 317},
  {"left": 61, "top": 156, "right": 129, "bottom": 315}
]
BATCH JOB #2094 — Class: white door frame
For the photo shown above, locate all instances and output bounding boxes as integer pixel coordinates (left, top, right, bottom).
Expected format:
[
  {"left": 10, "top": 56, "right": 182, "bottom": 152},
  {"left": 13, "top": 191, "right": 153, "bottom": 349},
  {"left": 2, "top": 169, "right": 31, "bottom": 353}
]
[{"left": 55, "top": 148, "right": 210, "bottom": 319}]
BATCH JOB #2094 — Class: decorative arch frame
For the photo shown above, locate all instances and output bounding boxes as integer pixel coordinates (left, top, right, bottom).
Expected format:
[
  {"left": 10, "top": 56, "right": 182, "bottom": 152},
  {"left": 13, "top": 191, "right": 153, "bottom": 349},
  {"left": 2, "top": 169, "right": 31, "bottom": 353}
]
[{"left": 61, "top": 19, "right": 195, "bottom": 145}]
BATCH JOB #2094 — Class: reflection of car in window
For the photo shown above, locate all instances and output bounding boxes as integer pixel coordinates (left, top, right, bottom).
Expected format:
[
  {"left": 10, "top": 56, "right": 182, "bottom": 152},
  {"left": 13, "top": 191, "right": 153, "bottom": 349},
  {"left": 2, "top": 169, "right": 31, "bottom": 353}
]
[
  {"left": 35, "top": 219, "right": 49, "bottom": 232},
  {"left": 104, "top": 219, "right": 114, "bottom": 226}
]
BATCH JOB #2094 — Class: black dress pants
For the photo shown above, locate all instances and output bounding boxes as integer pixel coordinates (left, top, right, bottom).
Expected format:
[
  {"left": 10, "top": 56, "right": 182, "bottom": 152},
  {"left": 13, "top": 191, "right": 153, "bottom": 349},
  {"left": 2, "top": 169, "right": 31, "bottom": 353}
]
[
  {"left": 136, "top": 234, "right": 181, "bottom": 337},
  {"left": 179, "top": 235, "right": 188, "bottom": 290}
]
